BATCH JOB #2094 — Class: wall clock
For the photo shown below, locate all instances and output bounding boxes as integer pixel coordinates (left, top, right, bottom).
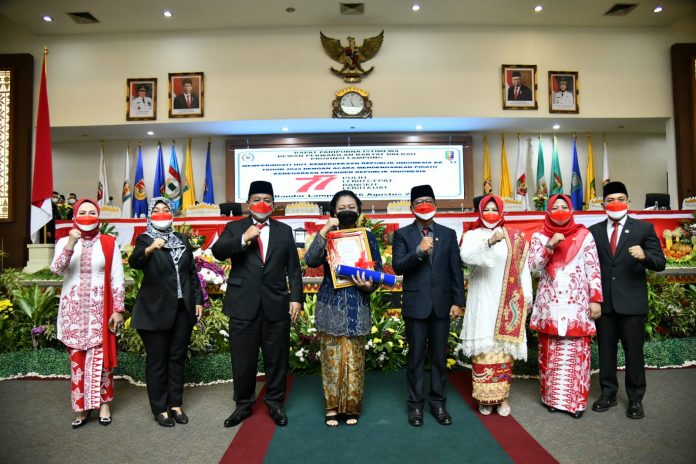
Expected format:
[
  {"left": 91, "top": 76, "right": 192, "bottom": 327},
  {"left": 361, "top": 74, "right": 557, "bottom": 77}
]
[{"left": 332, "top": 86, "right": 372, "bottom": 118}]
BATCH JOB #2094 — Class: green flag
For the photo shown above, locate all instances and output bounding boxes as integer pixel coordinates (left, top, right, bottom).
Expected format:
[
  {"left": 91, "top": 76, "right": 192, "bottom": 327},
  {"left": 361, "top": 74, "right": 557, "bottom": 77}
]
[
  {"left": 550, "top": 134, "right": 563, "bottom": 194},
  {"left": 535, "top": 135, "right": 548, "bottom": 209}
]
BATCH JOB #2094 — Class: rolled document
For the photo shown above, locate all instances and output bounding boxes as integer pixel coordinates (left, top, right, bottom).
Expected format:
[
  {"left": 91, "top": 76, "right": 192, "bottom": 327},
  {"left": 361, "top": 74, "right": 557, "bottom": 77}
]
[{"left": 335, "top": 264, "right": 397, "bottom": 287}]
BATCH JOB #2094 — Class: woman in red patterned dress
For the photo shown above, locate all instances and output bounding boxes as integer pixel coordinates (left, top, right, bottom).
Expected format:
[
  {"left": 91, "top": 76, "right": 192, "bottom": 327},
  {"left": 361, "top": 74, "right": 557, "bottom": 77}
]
[
  {"left": 528, "top": 194, "right": 602, "bottom": 418},
  {"left": 50, "top": 199, "right": 125, "bottom": 428}
]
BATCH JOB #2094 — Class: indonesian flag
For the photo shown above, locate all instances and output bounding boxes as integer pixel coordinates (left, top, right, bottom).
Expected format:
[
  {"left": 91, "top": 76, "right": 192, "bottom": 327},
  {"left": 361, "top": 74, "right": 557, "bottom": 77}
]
[
  {"left": 30, "top": 52, "right": 54, "bottom": 242},
  {"left": 514, "top": 134, "right": 529, "bottom": 210},
  {"left": 97, "top": 143, "right": 109, "bottom": 207}
]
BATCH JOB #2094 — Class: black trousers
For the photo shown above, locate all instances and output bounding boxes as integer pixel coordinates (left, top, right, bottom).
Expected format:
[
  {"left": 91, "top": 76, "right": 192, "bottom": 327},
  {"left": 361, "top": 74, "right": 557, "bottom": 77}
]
[
  {"left": 595, "top": 312, "right": 647, "bottom": 402},
  {"left": 404, "top": 313, "right": 450, "bottom": 410},
  {"left": 137, "top": 301, "right": 193, "bottom": 415},
  {"left": 229, "top": 310, "right": 290, "bottom": 411}
]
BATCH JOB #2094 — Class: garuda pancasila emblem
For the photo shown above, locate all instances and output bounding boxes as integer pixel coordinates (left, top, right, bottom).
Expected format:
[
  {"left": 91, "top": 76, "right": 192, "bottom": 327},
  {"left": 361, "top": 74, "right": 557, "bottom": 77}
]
[{"left": 320, "top": 31, "right": 384, "bottom": 83}]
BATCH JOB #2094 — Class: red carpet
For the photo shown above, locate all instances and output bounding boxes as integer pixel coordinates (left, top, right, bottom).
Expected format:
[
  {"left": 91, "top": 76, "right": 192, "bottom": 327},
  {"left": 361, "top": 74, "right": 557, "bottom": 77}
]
[
  {"left": 219, "top": 377, "right": 295, "bottom": 464},
  {"left": 449, "top": 370, "right": 558, "bottom": 464}
]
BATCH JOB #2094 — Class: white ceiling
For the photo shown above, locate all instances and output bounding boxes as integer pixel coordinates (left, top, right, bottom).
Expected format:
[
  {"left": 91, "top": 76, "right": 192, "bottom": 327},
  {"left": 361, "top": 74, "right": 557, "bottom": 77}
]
[
  {"left": 2, "top": 0, "right": 687, "bottom": 141},
  {"left": 2, "top": 0, "right": 693, "bottom": 35}
]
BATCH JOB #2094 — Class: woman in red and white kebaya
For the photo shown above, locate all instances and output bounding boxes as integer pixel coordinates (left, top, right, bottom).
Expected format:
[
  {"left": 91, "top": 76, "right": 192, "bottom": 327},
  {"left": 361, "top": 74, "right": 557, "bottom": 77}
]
[
  {"left": 50, "top": 198, "right": 125, "bottom": 428},
  {"left": 128, "top": 197, "right": 203, "bottom": 427},
  {"left": 528, "top": 194, "right": 603, "bottom": 419}
]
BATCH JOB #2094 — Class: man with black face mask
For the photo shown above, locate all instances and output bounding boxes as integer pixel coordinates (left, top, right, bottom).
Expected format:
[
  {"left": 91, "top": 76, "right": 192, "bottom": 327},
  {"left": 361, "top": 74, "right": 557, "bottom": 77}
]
[{"left": 392, "top": 184, "right": 465, "bottom": 427}]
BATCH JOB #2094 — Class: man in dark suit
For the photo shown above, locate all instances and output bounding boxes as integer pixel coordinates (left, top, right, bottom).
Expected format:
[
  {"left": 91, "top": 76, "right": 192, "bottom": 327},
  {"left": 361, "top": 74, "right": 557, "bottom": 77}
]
[
  {"left": 212, "top": 181, "right": 303, "bottom": 428},
  {"left": 173, "top": 78, "right": 199, "bottom": 109},
  {"left": 392, "top": 184, "right": 465, "bottom": 427},
  {"left": 588, "top": 181, "right": 665, "bottom": 419},
  {"left": 507, "top": 71, "right": 533, "bottom": 101}
]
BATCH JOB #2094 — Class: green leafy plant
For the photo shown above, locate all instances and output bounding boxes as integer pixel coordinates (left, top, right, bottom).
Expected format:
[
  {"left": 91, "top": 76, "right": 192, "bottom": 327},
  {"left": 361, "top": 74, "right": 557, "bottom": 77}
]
[
  {"left": 10, "top": 285, "right": 59, "bottom": 349},
  {"left": 0, "top": 268, "right": 24, "bottom": 297},
  {"left": 188, "top": 299, "right": 230, "bottom": 356},
  {"left": 100, "top": 222, "right": 118, "bottom": 237},
  {"left": 289, "top": 294, "right": 321, "bottom": 375}
]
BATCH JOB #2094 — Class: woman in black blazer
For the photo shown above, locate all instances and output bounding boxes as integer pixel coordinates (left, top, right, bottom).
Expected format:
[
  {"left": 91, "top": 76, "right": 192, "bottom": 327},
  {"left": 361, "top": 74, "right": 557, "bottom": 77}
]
[{"left": 129, "top": 197, "right": 204, "bottom": 427}]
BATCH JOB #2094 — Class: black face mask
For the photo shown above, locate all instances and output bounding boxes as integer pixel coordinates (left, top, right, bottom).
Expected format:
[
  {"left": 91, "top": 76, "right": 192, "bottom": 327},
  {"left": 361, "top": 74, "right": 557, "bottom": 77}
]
[{"left": 336, "top": 210, "right": 359, "bottom": 227}]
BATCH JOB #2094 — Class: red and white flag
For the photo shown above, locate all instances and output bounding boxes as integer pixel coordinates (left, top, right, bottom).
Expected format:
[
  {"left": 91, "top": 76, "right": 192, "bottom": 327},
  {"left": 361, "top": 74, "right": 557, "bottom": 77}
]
[
  {"left": 97, "top": 142, "right": 109, "bottom": 207},
  {"left": 30, "top": 51, "right": 54, "bottom": 243}
]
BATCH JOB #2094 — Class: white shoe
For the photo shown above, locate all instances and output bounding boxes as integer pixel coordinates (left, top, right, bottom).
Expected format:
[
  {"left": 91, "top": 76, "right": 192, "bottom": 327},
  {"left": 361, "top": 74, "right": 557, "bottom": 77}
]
[
  {"left": 478, "top": 404, "right": 494, "bottom": 415},
  {"left": 497, "top": 403, "right": 511, "bottom": 417}
]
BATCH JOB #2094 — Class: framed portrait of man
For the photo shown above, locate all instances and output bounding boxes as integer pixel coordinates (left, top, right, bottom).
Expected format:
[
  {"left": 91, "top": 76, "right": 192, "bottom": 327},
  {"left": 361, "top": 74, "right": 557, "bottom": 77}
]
[
  {"left": 126, "top": 78, "right": 157, "bottom": 121},
  {"left": 502, "top": 65, "right": 538, "bottom": 110},
  {"left": 169, "top": 72, "right": 204, "bottom": 118},
  {"left": 549, "top": 71, "right": 579, "bottom": 114}
]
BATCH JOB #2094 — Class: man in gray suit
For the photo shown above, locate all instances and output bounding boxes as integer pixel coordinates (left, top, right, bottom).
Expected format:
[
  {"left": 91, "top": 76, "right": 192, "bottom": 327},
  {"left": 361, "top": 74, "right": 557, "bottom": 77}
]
[
  {"left": 392, "top": 185, "right": 465, "bottom": 427},
  {"left": 588, "top": 181, "right": 665, "bottom": 419}
]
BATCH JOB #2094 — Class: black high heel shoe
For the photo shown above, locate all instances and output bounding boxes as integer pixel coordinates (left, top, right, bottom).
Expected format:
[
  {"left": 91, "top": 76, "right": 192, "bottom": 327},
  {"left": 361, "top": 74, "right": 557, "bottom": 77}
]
[
  {"left": 169, "top": 408, "right": 189, "bottom": 424},
  {"left": 72, "top": 410, "right": 91, "bottom": 429},
  {"left": 155, "top": 412, "right": 175, "bottom": 427}
]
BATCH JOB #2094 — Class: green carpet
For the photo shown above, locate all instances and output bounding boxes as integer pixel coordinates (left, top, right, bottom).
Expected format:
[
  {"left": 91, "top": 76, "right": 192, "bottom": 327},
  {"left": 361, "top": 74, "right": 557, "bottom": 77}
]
[{"left": 264, "top": 372, "right": 511, "bottom": 464}]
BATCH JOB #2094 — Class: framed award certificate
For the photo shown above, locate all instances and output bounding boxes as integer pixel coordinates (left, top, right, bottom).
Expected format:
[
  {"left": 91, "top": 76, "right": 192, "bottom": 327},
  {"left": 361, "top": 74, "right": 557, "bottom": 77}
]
[{"left": 326, "top": 227, "right": 374, "bottom": 289}]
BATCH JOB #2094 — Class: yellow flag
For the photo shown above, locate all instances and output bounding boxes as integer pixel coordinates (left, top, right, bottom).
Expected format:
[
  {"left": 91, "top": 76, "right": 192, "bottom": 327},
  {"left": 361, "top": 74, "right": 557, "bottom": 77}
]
[
  {"left": 499, "top": 135, "right": 512, "bottom": 198},
  {"left": 181, "top": 138, "right": 196, "bottom": 210},
  {"left": 585, "top": 133, "right": 596, "bottom": 209},
  {"left": 483, "top": 136, "right": 492, "bottom": 194}
]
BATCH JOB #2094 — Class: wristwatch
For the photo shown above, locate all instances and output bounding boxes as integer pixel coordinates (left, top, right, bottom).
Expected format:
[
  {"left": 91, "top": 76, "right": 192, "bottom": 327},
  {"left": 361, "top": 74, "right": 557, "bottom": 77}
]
[{"left": 545, "top": 242, "right": 554, "bottom": 251}]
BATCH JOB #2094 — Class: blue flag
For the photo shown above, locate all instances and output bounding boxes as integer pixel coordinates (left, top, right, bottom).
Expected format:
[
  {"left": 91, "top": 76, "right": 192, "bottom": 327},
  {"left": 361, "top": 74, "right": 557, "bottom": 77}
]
[
  {"left": 570, "top": 137, "right": 583, "bottom": 210},
  {"left": 203, "top": 140, "right": 215, "bottom": 204},
  {"left": 153, "top": 142, "right": 165, "bottom": 198},
  {"left": 133, "top": 143, "right": 148, "bottom": 218},
  {"left": 165, "top": 142, "right": 182, "bottom": 211}
]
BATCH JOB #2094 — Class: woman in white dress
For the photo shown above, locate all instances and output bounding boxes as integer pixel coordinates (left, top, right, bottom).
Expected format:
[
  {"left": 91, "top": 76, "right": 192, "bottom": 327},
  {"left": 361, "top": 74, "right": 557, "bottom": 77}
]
[
  {"left": 459, "top": 195, "right": 532, "bottom": 416},
  {"left": 528, "top": 194, "right": 602, "bottom": 418},
  {"left": 50, "top": 198, "right": 125, "bottom": 428}
]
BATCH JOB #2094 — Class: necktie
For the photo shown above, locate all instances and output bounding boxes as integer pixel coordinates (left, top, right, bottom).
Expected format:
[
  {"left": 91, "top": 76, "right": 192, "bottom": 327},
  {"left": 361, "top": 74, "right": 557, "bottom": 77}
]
[
  {"left": 256, "top": 223, "right": 267, "bottom": 262},
  {"left": 514, "top": 87, "right": 519, "bottom": 99},
  {"left": 186, "top": 94, "right": 191, "bottom": 108},
  {"left": 610, "top": 222, "right": 619, "bottom": 255}
]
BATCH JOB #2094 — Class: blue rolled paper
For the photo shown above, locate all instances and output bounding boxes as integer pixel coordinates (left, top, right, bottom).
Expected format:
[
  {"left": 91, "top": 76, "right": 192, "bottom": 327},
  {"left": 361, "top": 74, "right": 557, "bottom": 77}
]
[{"left": 335, "top": 264, "right": 397, "bottom": 287}]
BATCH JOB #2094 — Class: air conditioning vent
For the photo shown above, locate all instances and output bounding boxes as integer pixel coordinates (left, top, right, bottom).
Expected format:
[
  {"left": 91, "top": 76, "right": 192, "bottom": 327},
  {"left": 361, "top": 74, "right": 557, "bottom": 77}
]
[
  {"left": 67, "top": 12, "right": 100, "bottom": 24},
  {"left": 603, "top": 4, "right": 638, "bottom": 16},
  {"left": 340, "top": 3, "right": 365, "bottom": 15}
]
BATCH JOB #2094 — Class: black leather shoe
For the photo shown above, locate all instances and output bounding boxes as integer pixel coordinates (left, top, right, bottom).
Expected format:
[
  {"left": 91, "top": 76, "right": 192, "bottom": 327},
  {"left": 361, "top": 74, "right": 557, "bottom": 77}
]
[
  {"left": 269, "top": 407, "right": 288, "bottom": 427},
  {"left": 155, "top": 413, "right": 175, "bottom": 427},
  {"left": 430, "top": 407, "right": 452, "bottom": 425},
  {"left": 224, "top": 408, "right": 252, "bottom": 428},
  {"left": 542, "top": 402, "right": 558, "bottom": 413},
  {"left": 627, "top": 401, "right": 644, "bottom": 419},
  {"left": 408, "top": 408, "right": 423, "bottom": 427},
  {"left": 592, "top": 397, "right": 617, "bottom": 412},
  {"left": 568, "top": 410, "right": 584, "bottom": 419},
  {"left": 169, "top": 408, "right": 189, "bottom": 424}
]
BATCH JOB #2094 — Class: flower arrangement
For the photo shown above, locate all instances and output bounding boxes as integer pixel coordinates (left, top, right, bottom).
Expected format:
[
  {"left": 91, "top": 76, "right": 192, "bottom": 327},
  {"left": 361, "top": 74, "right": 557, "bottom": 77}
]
[
  {"left": 193, "top": 248, "right": 229, "bottom": 307},
  {"left": 532, "top": 189, "right": 548, "bottom": 211},
  {"left": 175, "top": 224, "right": 206, "bottom": 250},
  {"left": 55, "top": 202, "right": 72, "bottom": 220}
]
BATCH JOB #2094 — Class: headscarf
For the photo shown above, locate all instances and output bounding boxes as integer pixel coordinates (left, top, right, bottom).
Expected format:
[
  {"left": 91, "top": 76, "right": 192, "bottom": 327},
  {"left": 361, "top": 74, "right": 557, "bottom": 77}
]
[
  {"left": 72, "top": 198, "right": 100, "bottom": 240},
  {"left": 145, "top": 197, "right": 186, "bottom": 264},
  {"left": 474, "top": 194, "right": 506, "bottom": 229},
  {"left": 541, "top": 194, "right": 588, "bottom": 278}
]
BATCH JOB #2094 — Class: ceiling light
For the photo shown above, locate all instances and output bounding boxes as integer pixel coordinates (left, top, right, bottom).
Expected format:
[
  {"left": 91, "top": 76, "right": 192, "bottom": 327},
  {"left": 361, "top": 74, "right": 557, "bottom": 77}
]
[
  {"left": 286, "top": 7, "right": 296, "bottom": 13},
  {"left": 42, "top": 15, "right": 53, "bottom": 22},
  {"left": 411, "top": 4, "right": 421, "bottom": 12},
  {"left": 146, "top": 131, "right": 154, "bottom": 135},
  {"left": 653, "top": 6, "right": 663, "bottom": 13},
  {"left": 282, "top": 127, "right": 289, "bottom": 132},
  {"left": 163, "top": 10, "right": 173, "bottom": 18},
  {"left": 552, "top": 124, "right": 560, "bottom": 130},
  {"left": 534, "top": 5, "right": 543, "bottom": 12},
  {"left": 415, "top": 124, "right": 423, "bottom": 130}
]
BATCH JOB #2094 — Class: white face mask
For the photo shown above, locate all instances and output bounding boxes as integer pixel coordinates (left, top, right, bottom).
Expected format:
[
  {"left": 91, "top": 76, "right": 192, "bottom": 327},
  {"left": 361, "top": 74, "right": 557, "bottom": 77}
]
[
  {"left": 152, "top": 219, "right": 173, "bottom": 230},
  {"left": 68, "top": 199, "right": 76, "bottom": 204},
  {"left": 414, "top": 210, "right": 436, "bottom": 221}
]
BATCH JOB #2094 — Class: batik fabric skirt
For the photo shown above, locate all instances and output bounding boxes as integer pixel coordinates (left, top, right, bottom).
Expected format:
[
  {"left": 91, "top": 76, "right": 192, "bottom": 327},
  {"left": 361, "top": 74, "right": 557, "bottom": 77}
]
[
  {"left": 68, "top": 345, "right": 114, "bottom": 412},
  {"left": 471, "top": 351, "right": 514, "bottom": 405},
  {"left": 538, "top": 333, "right": 592, "bottom": 413},
  {"left": 320, "top": 333, "right": 366, "bottom": 415}
]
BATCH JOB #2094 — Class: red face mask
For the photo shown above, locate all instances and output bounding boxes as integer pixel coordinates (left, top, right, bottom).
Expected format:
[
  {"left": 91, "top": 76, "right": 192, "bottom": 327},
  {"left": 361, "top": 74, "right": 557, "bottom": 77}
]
[
  {"left": 75, "top": 216, "right": 98, "bottom": 226},
  {"left": 250, "top": 202, "right": 273, "bottom": 214},
  {"left": 413, "top": 203, "right": 436, "bottom": 214},
  {"left": 482, "top": 212, "right": 501, "bottom": 224},
  {"left": 605, "top": 202, "right": 628, "bottom": 212},
  {"left": 151, "top": 212, "right": 173, "bottom": 221},
  {"left": 550, "top": 209, "right": 572, "bottom": 224}
]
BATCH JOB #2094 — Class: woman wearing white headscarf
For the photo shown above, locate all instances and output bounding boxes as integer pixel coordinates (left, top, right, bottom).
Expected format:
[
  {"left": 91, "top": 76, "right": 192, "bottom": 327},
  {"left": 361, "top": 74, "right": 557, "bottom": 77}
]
[{"left": 129, "top": 197, "right": 204, "bottom": 427}]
